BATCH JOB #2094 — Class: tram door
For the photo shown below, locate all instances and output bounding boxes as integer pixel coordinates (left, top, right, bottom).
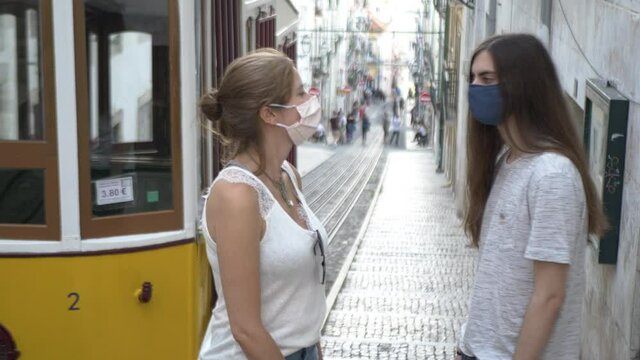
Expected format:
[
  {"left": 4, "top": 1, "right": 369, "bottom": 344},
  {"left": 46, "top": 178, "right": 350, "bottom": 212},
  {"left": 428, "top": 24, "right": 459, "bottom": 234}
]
[{"left": 0, "top": 1, "right": 208, "bottom": 359}]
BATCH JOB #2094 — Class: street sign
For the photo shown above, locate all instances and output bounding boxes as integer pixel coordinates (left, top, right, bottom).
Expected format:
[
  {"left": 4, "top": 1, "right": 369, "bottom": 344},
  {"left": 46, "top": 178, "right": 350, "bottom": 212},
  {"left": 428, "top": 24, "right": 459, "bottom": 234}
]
[
  {"left": 309, "top": 86, "right": 320, "bottom": 96},
  {"left": 419, "top": 91, "right": 431, "bottom": 103}
]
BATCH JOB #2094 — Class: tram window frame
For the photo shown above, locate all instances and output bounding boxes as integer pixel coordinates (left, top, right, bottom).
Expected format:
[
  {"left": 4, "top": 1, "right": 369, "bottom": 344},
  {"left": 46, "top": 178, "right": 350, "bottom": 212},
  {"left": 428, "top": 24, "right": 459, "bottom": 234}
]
[
  {"left": 0, "top": 0, "right": 60, "bottom": 240},
  {"left": 73, "top": 0, "right": 183, "bottom": 238}
]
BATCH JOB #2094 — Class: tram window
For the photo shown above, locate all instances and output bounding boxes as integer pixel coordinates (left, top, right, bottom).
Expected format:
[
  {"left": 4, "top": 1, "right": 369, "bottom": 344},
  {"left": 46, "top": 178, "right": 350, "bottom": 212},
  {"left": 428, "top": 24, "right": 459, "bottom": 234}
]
[
  {"left": 0, "top": 168, "right": 45, "bottom": 224},
  {"left": 0, "top": 0, "right": 58, "bottom": 240},
  {"left": 0, "top": 2, "right": 44, "bottom": 141},
  {"left": 76, "top": 0, "right": 181, "bottom": 237},
  {"left": 83, "top": 0, "right": 173, "bottom": 217}
]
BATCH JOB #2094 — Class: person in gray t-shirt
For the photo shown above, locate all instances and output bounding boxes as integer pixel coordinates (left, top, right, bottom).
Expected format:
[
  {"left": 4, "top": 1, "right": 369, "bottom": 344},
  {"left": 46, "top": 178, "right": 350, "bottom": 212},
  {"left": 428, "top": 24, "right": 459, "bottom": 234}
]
[{"left": 457, "top": 34, "right": 608, "bottom": 360}]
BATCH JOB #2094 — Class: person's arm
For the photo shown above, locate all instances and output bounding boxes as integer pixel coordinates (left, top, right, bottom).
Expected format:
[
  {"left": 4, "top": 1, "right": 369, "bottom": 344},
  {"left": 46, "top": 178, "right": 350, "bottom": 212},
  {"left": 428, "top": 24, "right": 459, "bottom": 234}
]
[
  {"left": 515, "top": 167, "right": 583, "bottom": 359},
  {"left": 208, "top": 182, "right": 284, "bottom": 360},
  {"left": 513, "top": 261, "right": 568, "bottom": 360},
  {"left": 316, "top": 342, "right": 323, "bottom": 360}
]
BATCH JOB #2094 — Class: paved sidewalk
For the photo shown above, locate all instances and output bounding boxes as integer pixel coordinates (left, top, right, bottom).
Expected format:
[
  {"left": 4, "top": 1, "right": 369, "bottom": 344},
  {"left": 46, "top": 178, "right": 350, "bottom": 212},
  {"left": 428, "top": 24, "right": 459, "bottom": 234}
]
[
  {"left": 321, "top": 149, "right": 477, "bottom": 360},
  {"left": 297, "top": 143, "right": 338, "bottom": 176}
]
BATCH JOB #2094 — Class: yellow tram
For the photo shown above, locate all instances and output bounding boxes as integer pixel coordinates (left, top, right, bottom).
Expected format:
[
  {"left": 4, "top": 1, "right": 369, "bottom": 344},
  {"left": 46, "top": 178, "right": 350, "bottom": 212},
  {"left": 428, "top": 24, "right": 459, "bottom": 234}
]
[{"left": 0, "top": 0, "right": 299, "bottom": 358}]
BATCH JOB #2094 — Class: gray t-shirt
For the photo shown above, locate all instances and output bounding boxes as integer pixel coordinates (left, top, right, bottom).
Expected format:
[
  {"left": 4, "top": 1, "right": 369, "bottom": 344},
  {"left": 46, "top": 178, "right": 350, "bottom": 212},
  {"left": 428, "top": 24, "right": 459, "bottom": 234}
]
[{"left": 460, "top": 152, "right": 588, "bottom": 359}]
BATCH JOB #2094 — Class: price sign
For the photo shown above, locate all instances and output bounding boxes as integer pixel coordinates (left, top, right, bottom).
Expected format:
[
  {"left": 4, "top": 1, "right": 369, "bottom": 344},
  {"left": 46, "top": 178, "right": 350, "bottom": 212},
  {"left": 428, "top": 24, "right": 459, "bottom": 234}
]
[{"left": 95, "top": 177, "right": 134, "bottom": 205}]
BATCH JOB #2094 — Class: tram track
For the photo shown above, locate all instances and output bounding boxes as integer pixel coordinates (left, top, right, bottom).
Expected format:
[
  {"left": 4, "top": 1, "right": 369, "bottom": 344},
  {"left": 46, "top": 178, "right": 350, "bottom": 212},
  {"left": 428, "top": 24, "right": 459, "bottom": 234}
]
[
  {"left": 300, "top": 126, "right": 389, "bottom": 327},
  {"left": 322, "top": 156, "right": 389, "bottom": 327},
  {"left": 302, "top": 141, "right": 373, "bottom": 199},
  {"left": 322, "top": 148, "right": 388, "bottom": 329},
  {"left": 303, "top": 130, "right": 384, "bottom": 245},
  {"left": 320, "top": 147, "right": 382, "bottom": 243}
]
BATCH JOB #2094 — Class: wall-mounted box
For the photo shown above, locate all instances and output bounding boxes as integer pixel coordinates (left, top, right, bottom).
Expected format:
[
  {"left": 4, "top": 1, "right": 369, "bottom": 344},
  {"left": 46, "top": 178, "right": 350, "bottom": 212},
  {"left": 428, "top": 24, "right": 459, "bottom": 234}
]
[{"left": 583, "top": 79, "right": 630, "bottom": 264}]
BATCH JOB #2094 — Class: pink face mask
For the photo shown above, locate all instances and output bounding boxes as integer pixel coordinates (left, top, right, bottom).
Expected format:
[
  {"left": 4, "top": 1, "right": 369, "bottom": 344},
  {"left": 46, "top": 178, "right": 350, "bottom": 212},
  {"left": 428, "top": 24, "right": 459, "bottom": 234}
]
[{"left": 269, "top": 96, "right": 322, "bottom": 145}]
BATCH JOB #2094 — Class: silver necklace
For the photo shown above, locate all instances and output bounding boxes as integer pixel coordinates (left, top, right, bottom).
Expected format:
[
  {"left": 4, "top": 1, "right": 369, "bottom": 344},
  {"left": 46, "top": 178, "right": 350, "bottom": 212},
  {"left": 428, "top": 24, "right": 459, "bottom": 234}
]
[
  {"left": 248, "top": 155, "right": 294, "bottom": 208},
  {"left": 263, "top": 169, "right": 295, "bottom": 208}
]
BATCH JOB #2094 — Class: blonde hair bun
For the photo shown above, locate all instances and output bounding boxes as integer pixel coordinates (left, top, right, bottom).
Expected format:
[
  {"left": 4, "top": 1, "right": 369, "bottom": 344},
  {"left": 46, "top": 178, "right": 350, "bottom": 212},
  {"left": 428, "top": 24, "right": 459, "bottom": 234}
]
[{"left": 201, "top": 89, "right": 223, "bottom": 122}]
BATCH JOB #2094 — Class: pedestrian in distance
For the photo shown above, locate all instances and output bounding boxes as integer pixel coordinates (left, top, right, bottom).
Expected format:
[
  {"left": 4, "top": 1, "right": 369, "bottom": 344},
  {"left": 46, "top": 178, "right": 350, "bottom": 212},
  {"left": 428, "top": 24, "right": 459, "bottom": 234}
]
[
  {"left": 410, "top": 104, "right": 418, "bottom": 127},
  {"left": 456, "top": 34, "right": 607, "bottom": 360},
  {"left": 389, "top": 111, "right": 402, "bottom": 146},
  {"left": 329, "top": 110, "right": 340, "bottom": 145},
  {"left": 358, "top": 100, "right": 366, "bottom": 122},
  {"left": 361, "top": 108, "right": 370, "bottom": 145},
  {"left": 338, "top": 109, "right": 347, "bottom": 144},
  {"left": 346, "top": 110, "right": 356, "bottom": 143},
  {"left": 199, "top": 48, "right": 328, "bottom": 360},
  {"left": 312, "top": 122, "right": 327, "bottom": 144},
  {"left": 382, "top": 110, "right": 390, "bottom": 143},
  {"left": 412, "top": 122, "right": 427, "bottom": 146}
]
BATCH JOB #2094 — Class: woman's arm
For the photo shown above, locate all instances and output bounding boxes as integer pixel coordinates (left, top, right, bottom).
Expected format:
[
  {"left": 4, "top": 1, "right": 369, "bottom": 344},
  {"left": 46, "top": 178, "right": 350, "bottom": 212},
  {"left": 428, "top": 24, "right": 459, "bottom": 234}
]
[
  {"left": 208, "top": 182, "right": 284, "bottom": 360},
  {"left": 513, "top": 260, "right": 568, "bottom": 360}
]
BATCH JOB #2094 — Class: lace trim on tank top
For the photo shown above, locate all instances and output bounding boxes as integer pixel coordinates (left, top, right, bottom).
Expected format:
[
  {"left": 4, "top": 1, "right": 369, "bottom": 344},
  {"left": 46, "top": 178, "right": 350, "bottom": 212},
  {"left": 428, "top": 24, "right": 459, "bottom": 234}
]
[
  {"left": 212, "top": 167, "right": 275, "bottom": 219},
  {"left": 207, "top": 162, "right": 312, "bottom": 230}
]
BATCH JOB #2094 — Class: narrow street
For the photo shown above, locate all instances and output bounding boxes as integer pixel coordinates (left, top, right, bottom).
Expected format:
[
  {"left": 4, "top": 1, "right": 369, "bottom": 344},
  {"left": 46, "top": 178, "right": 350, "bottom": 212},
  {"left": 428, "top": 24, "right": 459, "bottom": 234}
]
[
  {"left": 1, "top": 0, "right": 637, "bottom": 358},
  {"left": 317, "top": 144, "right": 477, "bottom": 360}
]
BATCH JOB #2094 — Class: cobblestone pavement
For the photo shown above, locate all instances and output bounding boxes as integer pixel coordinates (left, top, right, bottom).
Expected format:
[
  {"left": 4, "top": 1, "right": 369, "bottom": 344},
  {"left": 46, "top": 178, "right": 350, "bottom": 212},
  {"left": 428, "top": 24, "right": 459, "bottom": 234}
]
[{"left": 321, "top": 148, "right": 478, "bottom": 360}]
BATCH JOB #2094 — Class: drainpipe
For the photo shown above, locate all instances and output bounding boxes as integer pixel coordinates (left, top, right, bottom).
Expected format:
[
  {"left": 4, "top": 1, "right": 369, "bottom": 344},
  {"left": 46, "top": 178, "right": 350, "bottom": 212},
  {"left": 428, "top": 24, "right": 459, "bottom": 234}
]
[{"left": 436, "top": 4, "right": 450, "bottom": 173}]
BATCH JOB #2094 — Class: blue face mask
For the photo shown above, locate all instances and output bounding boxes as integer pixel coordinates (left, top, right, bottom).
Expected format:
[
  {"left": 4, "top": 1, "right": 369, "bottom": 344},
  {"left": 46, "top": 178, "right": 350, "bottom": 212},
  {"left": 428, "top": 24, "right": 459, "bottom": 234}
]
[{"left": 468, "top": 84, "right": 503, "bottom": 126}]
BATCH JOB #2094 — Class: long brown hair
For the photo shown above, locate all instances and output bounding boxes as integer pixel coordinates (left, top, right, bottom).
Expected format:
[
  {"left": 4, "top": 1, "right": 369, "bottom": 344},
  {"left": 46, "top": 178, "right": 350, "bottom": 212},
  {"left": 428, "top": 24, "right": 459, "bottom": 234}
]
[
  {"left": 199, "top": 48, "right": 295, "bottom": 172},
  {"left": 464, "top": 33, "right": 607, "bottom": 246}
]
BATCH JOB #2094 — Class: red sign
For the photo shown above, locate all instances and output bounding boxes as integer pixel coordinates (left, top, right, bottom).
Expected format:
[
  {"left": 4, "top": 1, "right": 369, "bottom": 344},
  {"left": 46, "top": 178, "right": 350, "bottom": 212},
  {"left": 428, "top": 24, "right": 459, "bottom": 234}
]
[
  {"left": 342, "top": 85, "right": 352, "bottom": 93},
  {"left": 419, "top": 90, "right": 431, "bottom": 103},
  {"left": 309, "top": 86, "right": 320, "bottom": 96}
]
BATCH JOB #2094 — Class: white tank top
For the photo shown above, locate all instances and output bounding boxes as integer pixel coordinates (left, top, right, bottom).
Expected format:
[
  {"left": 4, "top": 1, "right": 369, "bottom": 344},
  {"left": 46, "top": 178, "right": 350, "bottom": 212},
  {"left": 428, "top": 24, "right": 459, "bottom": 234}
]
[{"left": 198, "top": 161, "right": 327, "bottom": 359}]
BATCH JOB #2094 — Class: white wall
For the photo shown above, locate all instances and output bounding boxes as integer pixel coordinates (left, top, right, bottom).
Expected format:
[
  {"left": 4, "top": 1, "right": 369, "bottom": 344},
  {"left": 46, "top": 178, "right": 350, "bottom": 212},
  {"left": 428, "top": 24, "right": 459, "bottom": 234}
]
[
  {"left": 275, "top": 0, "right": 299, "bottom": 45},
  {"left": 332, "top": 1, "right": 349, "bottom": 113},
  {"left": 453, "top": 5, "right": 474, "bottom": 218},
  {"left": 291, "top": 0, "right": 313, "bottom": 88},
  {"left": 292, "top": 0, "right": 353, "bottom": 116},
  {"left": 453, "top": 0, "right": 501, "bottom": 217},
  {"left": 240, "top": 0, "right": 274, "bottom": 56},
  {"left": 325, "top": 0, "right": 351, "bottom": 115}
]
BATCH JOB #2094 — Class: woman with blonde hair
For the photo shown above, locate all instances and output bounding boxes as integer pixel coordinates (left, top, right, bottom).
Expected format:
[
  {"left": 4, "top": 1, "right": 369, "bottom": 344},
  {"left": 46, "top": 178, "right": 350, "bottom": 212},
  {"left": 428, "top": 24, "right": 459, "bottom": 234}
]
[{"left": 199, "top": 48, "right": 327, "bottom": 360}]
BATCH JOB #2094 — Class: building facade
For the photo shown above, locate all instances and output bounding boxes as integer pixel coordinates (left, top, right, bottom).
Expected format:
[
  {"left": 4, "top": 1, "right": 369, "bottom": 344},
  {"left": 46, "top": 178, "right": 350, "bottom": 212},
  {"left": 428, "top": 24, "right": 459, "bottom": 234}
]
[{"left": 444, "top": 0, "right": 640, "bottom": 358}]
